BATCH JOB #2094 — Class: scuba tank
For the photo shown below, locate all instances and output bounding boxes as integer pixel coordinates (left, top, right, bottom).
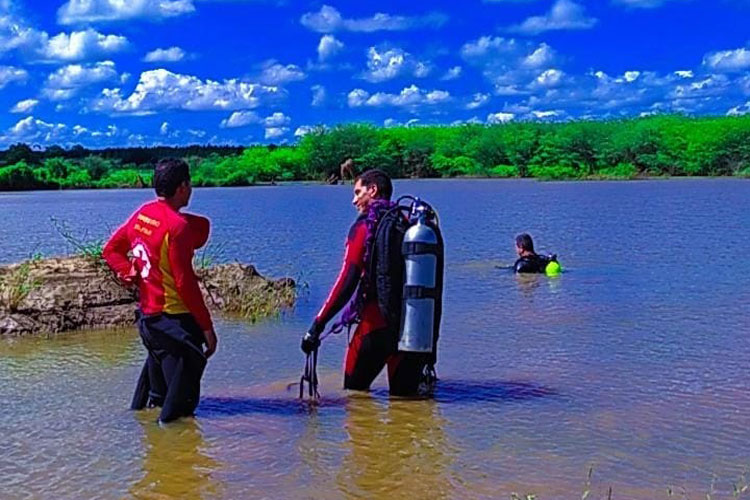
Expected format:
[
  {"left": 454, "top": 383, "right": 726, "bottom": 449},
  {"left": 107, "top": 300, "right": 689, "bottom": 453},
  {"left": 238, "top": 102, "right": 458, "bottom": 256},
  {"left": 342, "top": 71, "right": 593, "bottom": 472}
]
[{"left": 398, "top": 199, "right": 443, "bottom": 353}]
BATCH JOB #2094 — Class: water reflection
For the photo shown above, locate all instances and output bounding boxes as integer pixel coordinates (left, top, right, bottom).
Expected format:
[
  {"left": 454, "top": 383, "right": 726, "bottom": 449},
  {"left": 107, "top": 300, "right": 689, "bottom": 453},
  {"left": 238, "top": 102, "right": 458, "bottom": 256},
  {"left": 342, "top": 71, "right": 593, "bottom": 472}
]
[
  {"left": 337, "top": 394, "right": 458, "bottom": 499},
  {"left": 130, "top": 413, "right": 221, "bottom": 499}
]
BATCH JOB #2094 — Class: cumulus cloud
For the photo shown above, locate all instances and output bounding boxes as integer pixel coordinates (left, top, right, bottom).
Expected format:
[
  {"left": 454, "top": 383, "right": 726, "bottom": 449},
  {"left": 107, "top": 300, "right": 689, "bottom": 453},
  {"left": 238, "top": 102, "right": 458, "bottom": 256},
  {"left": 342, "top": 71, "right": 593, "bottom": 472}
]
[
  {"left": 263, "top": 112, "right": 291, "bottom": 128},
  {"left": 441, "top": 66, "right": 462, "bottom": 80},
  {"left": 43, "top": 61, "right": 119, "bottom": 101},
  {"left": 220, "top": 110, "right": 260, "bottom": 128},
  {"left": 1, "top": 116, "right": 67, "bottom": 144},
  {"left": 727, "top": 102, "right": 750, "bottom": 116},
  {"left": 348, "top": 85, "right": 451, "bottom": 108},
  {"left": 89, "top": 69, "right": 283, "bottom": 114},
  {"left": 294, "top": 125, "right": 316, "bottom": 137},
  {"left": 467, "top": 93, "right": 490, "bottom": 109},
  {"left": 311, "top": 84, "right": 326, "bottom": 106},
  {"left": 37, "top": 29, "right": 128, "bottom": 61},
  {"left": 361, "top": 46, "right": 431, "bottom": 82},
  {"left": 318, "top": 34, "right": 343, "bottom": 61},
  {"left": 486, "top": 112, "right": 515, "bottom": 124},
  {"left": 265, "top": 127, "right": 288, "bottom": 140},
  {"left": 521, "top": 43, "right": 557, "bottom": 69},
  {"left": 703, "top": 48, "right": 750, "bottom": 72},
  {"left": 508, "top": 0, "right": 597, "bottom": 35},
  {"left": 461, "top": 36, "right": 560, "bottom": 94},
  {"left": 0, "top": 65, "right": 27, "bottom": 89},
  {"left": 160, "top": 122, "right": 170, "bottom": 135},
  {"left": 301, "top": 5, "right": 446, "bottom": 33},
  {"left": 534, "top": 68, "right": 565, "bottom": 87},
  {"left": 144, "top": 47, "right": 186, "bottom": 62},
  {"left": 58, "top": 0, "right": 195, "bottom": 25},
  {"left": 11, "top": 98, "right": 38, "bottom": 113},
  {"left": 260, "top": 61, "right": 306, "bottom": 85}
]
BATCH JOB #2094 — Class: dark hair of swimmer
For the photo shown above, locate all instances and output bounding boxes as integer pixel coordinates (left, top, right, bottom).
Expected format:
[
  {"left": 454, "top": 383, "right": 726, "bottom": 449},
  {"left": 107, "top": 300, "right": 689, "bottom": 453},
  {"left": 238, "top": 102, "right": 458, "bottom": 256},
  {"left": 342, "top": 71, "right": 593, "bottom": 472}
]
[
  {"left": 154, "top": 158, "right": 190, "bottom": 198},
  {"left": 516, "top": 233, "right": 535, "bottom": 253},
  {"left": 355, "top": 168, "right": 393, "bottom": 200}
]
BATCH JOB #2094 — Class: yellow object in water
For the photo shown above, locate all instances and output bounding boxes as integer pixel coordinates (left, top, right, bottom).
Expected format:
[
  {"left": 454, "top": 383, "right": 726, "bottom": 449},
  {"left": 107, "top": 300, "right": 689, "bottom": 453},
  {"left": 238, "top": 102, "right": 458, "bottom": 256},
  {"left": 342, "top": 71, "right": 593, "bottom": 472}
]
[{"left": 545, "top": 260, "right": 562, "bottom": 276}]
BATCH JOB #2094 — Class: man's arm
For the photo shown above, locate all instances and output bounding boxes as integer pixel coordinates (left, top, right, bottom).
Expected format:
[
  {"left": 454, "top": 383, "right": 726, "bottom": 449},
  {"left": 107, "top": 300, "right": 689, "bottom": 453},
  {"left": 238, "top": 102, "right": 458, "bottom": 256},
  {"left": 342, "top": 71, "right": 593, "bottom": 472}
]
[
  {"left": 103, "top": 222, "right": 135, "bottom": 283},
  {"left": 311, "top": 221, "right": 367, "bottom": 333},
  {"left": 168, "top": 223, "right": 216, "bottom": 355}
]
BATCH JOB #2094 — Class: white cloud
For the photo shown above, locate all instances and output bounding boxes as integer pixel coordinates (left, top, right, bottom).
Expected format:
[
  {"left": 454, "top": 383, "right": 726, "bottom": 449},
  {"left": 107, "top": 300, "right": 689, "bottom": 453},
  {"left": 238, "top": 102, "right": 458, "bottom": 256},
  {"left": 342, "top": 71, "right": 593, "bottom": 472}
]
[
  {"left": 509, "top": 0, "right": 597, "bottom": 34},
  {"left": 301, "top": 5, "right": 446, "bottom": 33},
  {"left": 624, "top": 71, "right": 641, "bottom": 82},
  {"left": 727, "top": 102, "right": 750, "bottom": 116},
  {"left": 46, "top": 60, "right": 118, "bottom": 89},
  {"left": 703, "top": 48, "right": 750, "bottom": 72},
  {"left": 347, "top": 89, "right": 369, "bottom": 107},
  {"left": 674, "top": 70, "right": 693, "bottom": 78},
  {"left": 11, "top": 98, "right": 38, "bottom": 113},
  {"left": 441, "top": 66, "right": 462, "bottom": 80},
  {"left": 220, "top": 110, "right": 260, "bottom": 128},
  {"left": 58, "top": 0, "right": 195, "bottom": 25},
  {"left": 311, "top": 84, "right": 326, "bottom": 106},
  {"left": 487, "top": 112, "right": 515, "bottom": 124},
  {"left": 294, "top": 125, "right": 315, "bottom": 137},
  {"left": 348, "top": 85, "right": 451, "bottom": 108},
  {"left": 362, "top": 46, "right": 431, "bottom": 82},
  {"left": 0, "top": 65, "right": 27, "bottom": 89},
  {"left": 43, "top": 60, "right": 119, "bottom": 101},
  {"left": 144, "top": 46, "right": 186, "bottom": 62},
  {"left": 264, "top": 112, "right": 291, "bottom": 128},
  {"left": 89, "top": 69, "right": 283, "bottom": 114},
  {"left": 318, "top": 34, "right": 343, "bottom": 61},
  {"left": 160, "top": 122, "right": 170, "bottom": 135},
  {"left": 260, "top": 62, "right": 306, "bottom": 85},
  {"left": 535, "top": 68, "right": 565, "bottom": 87},
  {"left": 39, "top": 29, "right": 128, "bottom": 61},
  {"left": 265, "top": 127, "right": 288, "bottom": 140},
  {"left": 521, "top": 43, "right": 557, "bottom": 69},
  {"left": 467, "top": 93, "right": 490, "bottom": 109},
  {"left": 1, "top": 116, "right": 67, "bottom": 144},
  {"left": 531, "top": 110, "right": 561, "bottom": 119}
]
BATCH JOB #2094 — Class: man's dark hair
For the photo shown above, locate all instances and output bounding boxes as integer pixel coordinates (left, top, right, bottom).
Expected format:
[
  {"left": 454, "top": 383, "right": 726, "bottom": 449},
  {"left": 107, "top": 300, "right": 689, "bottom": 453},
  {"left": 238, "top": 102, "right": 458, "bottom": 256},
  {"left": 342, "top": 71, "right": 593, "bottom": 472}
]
[
  {"left": 516, "top": 233, "right": 535, "bottom": 253},
  {"left": 154, "top": 158, "right": 190, "bottom": 197},
  {"left": 355, "top": 168, "right": 392, "bottom": 200}
]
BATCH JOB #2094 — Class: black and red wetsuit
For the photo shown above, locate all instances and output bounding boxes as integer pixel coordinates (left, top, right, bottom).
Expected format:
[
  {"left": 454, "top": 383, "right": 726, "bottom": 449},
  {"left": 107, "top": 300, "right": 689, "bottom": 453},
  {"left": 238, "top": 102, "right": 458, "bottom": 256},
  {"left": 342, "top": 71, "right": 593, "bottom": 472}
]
[{"left": 312, "top": 216, "right": 427, "bottom": 395}]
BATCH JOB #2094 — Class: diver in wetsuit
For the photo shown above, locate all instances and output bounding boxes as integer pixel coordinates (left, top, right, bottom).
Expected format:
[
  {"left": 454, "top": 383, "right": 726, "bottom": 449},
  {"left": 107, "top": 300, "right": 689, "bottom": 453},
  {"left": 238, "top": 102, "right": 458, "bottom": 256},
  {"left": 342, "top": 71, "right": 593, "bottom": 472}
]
[
  {"left": 514, "top": 233, "right": 557, "bottom": 274},
  {"left": 103, "top": 158, "right": 217, "bottom": 422},
  {"left": 300, "top": 169, "right": 428, "bottom": 396}
]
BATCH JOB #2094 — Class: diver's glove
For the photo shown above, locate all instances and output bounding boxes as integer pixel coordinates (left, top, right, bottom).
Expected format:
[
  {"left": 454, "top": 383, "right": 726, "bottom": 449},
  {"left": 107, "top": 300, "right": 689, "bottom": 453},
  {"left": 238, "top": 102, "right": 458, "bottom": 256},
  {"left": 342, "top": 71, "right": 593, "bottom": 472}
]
[{"left": 300, "top": 322, "right": 324, "bottom": 354}]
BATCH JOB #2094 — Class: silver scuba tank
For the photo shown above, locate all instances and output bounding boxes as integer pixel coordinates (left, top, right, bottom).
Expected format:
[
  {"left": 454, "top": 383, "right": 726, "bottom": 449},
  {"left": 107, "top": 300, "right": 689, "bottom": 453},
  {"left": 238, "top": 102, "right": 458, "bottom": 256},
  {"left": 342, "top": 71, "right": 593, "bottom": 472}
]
[{"left": 398, "top": 202, "right": 439, "bottom": 353}]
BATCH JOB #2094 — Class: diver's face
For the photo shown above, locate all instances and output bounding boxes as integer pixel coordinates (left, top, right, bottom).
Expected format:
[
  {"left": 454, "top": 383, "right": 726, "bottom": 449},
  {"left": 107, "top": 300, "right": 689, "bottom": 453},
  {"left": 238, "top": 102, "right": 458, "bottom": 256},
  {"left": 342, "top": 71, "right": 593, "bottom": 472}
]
[
  {"left": 352, "top": 180, "right": 378, "bottom": 214},
  {"left": 515, "top": 243, "right": 523, "bottom": 256}
]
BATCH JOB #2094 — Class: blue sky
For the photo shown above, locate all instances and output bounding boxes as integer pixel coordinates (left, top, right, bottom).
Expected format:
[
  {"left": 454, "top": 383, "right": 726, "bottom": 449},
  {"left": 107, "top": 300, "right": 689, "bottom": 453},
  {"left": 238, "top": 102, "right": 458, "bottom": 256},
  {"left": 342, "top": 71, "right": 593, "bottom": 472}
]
[{"left": 0, "top": 0, "right": 748, "bottom": 148}]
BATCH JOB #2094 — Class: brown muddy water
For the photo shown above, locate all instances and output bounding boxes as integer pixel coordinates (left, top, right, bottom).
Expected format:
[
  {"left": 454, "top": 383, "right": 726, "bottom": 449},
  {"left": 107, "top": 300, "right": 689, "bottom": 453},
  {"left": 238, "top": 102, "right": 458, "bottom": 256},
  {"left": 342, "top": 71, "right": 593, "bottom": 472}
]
[{"left": 1, "top": 179, "right": 749, "bottom": 499}]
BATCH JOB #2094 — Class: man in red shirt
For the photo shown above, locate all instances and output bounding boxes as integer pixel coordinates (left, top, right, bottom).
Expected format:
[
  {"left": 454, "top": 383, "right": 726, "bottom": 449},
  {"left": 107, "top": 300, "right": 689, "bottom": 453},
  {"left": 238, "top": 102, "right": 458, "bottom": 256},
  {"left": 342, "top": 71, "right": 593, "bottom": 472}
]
[{"left": 103, "top": 158, "right": 217, "bottom": 422}]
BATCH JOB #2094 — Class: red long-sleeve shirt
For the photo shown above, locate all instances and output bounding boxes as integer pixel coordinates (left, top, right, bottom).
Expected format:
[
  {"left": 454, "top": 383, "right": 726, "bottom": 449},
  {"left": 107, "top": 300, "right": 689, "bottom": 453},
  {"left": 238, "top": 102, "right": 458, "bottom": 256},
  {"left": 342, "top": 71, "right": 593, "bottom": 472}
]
[{"left": 103, "top": 200, "right": 213, "bottom": 332}]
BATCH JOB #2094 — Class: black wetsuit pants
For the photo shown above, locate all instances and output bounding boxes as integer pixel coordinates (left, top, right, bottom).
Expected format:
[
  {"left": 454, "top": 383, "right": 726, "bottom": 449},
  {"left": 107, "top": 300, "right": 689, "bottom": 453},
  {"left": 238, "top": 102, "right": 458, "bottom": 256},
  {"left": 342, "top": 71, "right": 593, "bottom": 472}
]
[
  {"left": 131, "top": 312, "right": 207, "bottom": 422},
  {"left": 344, "top": 328, "right": 429, "bottom": 396}
]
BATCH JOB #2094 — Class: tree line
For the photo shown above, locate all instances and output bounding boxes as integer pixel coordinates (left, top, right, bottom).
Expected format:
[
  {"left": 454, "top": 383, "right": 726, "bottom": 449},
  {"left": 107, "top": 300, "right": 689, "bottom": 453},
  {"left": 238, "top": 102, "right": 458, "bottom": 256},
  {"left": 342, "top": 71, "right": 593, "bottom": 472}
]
[{"left": 1, "top": 115, "right": 748, "bottom": 191}]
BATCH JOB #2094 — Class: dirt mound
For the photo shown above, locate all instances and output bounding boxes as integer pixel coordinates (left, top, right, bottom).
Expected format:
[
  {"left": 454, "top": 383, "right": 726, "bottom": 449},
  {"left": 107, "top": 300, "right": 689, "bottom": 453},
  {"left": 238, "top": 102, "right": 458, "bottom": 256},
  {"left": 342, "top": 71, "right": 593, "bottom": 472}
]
[{"left": 0, "top": 256, "right": 295, "bottom": 336}]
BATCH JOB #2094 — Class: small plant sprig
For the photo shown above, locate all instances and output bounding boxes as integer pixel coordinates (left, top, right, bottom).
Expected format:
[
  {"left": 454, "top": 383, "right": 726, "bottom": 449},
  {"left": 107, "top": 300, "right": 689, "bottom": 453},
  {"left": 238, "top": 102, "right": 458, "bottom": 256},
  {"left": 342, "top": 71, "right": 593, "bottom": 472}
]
[{"left": 50, "top": 216, "right": 105, "bottom": 260}]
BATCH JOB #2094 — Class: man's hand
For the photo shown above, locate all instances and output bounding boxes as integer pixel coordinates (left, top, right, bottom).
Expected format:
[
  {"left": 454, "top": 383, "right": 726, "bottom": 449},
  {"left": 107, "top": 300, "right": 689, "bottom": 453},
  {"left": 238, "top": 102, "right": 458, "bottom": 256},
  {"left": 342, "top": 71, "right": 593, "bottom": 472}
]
[
  {"left": 300, "top": 330, "right": 320, "bottom": 355},
  {"left": 203, "top": 329, "right": 218, "bottom": 358}
]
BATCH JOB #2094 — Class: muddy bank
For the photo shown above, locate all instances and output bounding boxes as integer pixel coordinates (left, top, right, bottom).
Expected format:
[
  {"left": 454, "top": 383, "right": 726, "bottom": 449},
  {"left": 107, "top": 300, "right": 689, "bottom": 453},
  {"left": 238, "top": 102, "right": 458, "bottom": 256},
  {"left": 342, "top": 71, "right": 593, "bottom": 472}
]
[{"left": 0, "top": 256, "right": 295, "bottom": 336}]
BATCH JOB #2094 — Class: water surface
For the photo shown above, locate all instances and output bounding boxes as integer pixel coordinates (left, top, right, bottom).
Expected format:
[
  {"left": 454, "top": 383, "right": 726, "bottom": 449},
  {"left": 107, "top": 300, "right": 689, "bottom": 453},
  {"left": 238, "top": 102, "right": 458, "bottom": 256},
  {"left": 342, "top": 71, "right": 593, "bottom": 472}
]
[{"left": 1, "top": 179, "right": 749, "bottom": 499}]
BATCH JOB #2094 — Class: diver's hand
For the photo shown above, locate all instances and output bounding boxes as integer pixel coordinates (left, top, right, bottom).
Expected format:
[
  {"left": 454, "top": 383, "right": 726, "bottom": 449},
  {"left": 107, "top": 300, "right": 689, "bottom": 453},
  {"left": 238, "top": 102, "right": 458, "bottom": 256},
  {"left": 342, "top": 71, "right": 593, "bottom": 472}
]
[
  {"left": 203, "top": 329, "right": 218, "bottom": 358},
  {"left": 300, "top": 330, "right": 320, "bottom": 355}
]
